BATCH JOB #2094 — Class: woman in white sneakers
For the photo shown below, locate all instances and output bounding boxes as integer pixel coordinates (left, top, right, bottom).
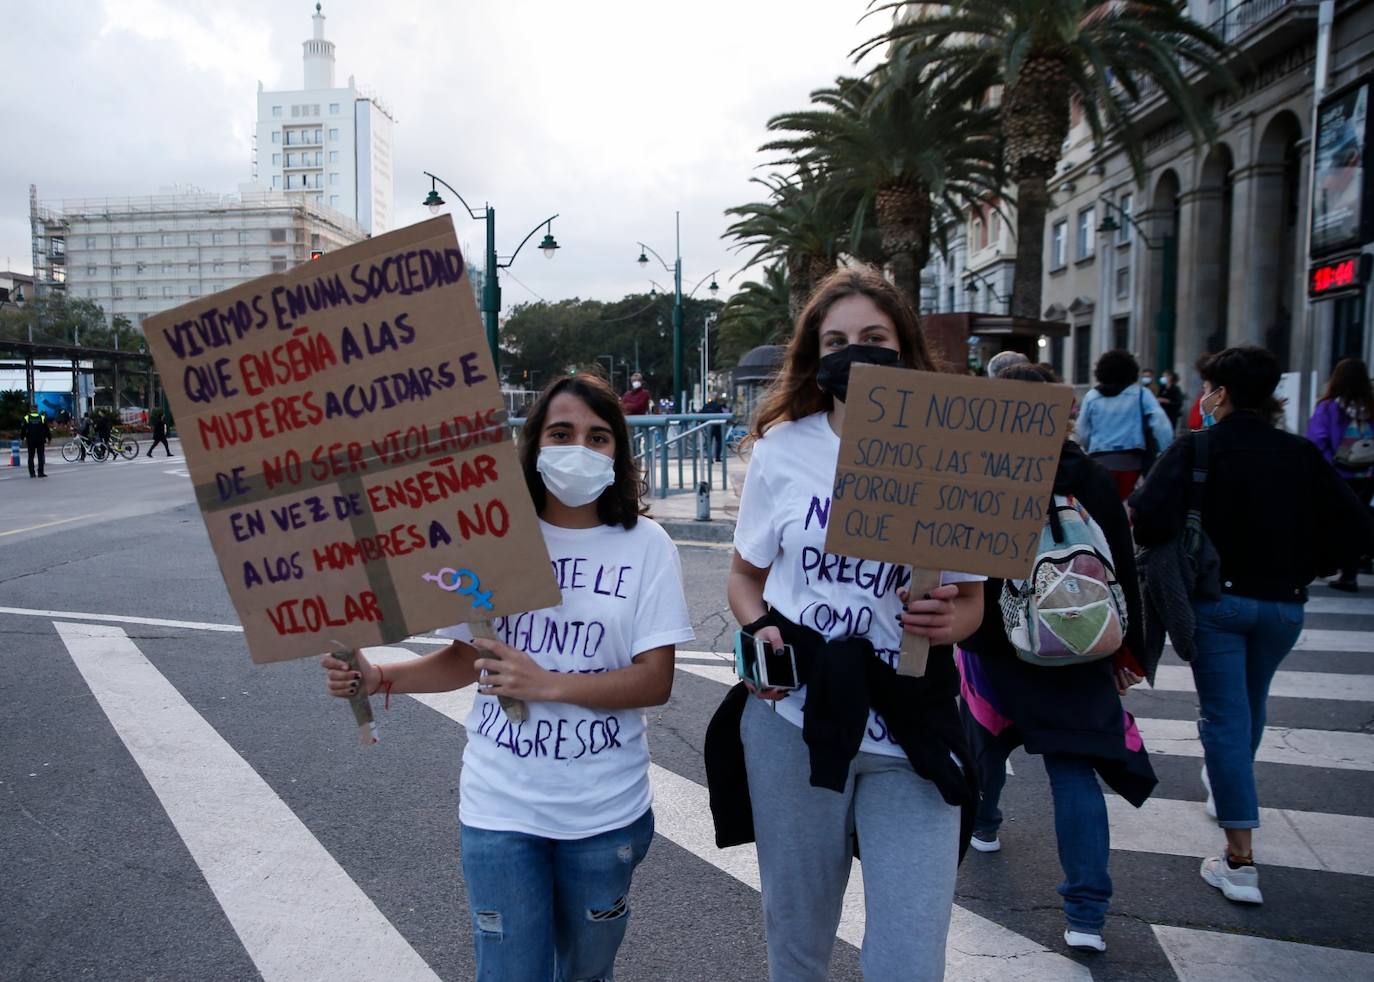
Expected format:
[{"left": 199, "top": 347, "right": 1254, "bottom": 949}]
[
  {"left": 709, "top": 267, "right": 983, "bottom": 981},
  {"left": 323, "top": 374, "right": 692, "bottom": 981}
]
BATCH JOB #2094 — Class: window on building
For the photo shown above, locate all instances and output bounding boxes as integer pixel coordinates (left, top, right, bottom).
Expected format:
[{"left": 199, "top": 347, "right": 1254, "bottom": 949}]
[
  {"left": 161, "top": 234, "right": 174, "bottom": 247},
  {"left": 291, "top": 105, "right": 301, "bottom": 118},
  {"left": 137, "top": 285, "right": 148, "bottom": 298},
  {"left": 86, "top": 264, "right": 97, "bottom": 276},
  {"left": 272, "top": 105, "right": 282, "bottom": 117},
  {"left": 162, "top": 286, "right": 173, "bottom": 298},
  {"left": 1115, "top": 265, "right": 1130, "bottom": 299},
  {"left": 87, "top": 288, "right": 97, "bottom": 298},
  {"left": 138, "top": 313, "right": 150, "bottom": 324},
  {"left": 329, "top": 128, "right": 340, "bottom": 140},
  {"left": 329, "top": 103, "right": 340, "bottom": 114},
  {"left": 971, "top": 218, "right": 985, "bottom": 251},
  {"left": 211, "top": 232, "right": 223, "bottom": 245},
  {"left": 135, "top": 234, "right": 147, "bottom": 247},
  {"left": 271, "top": 130, "right": 281, "bottom": 144},
  {"left": 112, "top": 286, "right": 123, "bottom": 298},
  {"left": 238, "top": 232, "right": 249, "bottom": 244},
  {"left": 1076, "top": 207, "right": 1095, "bottom": 260},
  {"left": 213, "top": 261, "right": 224, "bottom": 272},
  {"left": 111, "top": 263, "right": 122, "bottom": 275},
  {"left": 136, "top": 261, "right": 146, "bottom": 274},
  {"left": 270, "top": 228, "right": 287, "bottom": 243},
  {"left": 85, "top": 236, "right": 97, "bottom": 249},
  {"left": 1112, "top": 316, "right": 1130, "bottom": 351},
  {"left": 163, "top": 261, "right": 173, "bottom": 274},
  {"left": 272, "top": 260, "right": 288, "bottom": 273},
  {"left": 187, "top": 233, "right": 198, "bottom": 245},
  {"left": 329, "top": 172, "right": 340, "bottom": 186},
  {"left": 271, "top": 153, "right": 281, "bottom": 166},
  {"left": 110, "top": 235, "right": 120, "bottom": 247},
  {"left": 188, "top": 261, "right": 198, "bottom": 272},
  {"left": 1073, "top": 323, "right": 1092, "bottom": 383},
  {"left": 272, "top": 175, "right": 282, "bottom": 189},
  {"left": 329, "top": 150, "right": 339, "bottom": 162},
  {"left": 239, "top": 259, "right": 251, "bottom": 271},
  {"left": 314, "top": 151, "right": 323, "bottom": 165},
  {"left": 1051, "top": 221, "right": 1067, "bottom": 269},
  {"left": 329, "top": 195, "right": 341, "bottom": 207},
  {"left": 1118, "top": 194, "right": 1133, "bottom": 244}
]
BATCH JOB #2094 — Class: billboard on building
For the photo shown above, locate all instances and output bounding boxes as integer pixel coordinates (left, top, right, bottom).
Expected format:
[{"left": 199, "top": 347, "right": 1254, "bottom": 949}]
[{"left": 1311, "top": 77, "right": 1373, "bottom": 257}]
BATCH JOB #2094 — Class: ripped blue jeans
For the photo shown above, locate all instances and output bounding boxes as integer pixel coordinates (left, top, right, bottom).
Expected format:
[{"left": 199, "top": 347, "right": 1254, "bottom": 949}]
[{"left": 460, "top": 809, "right": 654, "bottom": 982}]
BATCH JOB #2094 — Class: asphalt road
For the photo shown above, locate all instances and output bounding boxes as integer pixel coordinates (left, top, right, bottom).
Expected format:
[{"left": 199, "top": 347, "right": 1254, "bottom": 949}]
[{"left": 2, "top": 456, "right": 1372, "bottom": 981}]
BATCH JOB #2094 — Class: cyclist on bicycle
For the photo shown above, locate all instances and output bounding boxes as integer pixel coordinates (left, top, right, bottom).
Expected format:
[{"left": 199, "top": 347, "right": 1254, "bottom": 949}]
[{"left": 77, "top": 412, "right": 95, "bottom": 461}]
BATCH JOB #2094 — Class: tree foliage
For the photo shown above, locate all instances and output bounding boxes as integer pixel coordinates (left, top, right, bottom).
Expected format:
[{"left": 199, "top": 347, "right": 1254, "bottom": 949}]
[
  {"left": 0, "top": 295, "right": 141, "bottom": 350},
  {"left": 714, "top": 263, "right": 792, "bottom": 368},
  {"left": 500, "top": 292, "right": 723, "bottom": 403}
]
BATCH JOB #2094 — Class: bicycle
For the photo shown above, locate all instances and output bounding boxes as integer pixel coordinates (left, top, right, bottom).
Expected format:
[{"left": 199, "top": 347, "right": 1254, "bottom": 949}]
[
  {"left": 103, "top": 428, "right": 139, "bottom": 461},
  {"left": 62, "top": 434, "right": 107, "bottom": 462}
]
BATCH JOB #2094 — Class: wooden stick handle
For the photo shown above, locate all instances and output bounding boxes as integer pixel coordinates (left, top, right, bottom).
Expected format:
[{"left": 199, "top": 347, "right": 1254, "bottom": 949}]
[
  {"left": 469, "top": 619, "right": 529, "bottom": 723},
  {"left": 897, "top": 568, "right": 944, "bottom": 678},
  {"left": 335, "top": 646, "right": 379, "bottom": 745}
]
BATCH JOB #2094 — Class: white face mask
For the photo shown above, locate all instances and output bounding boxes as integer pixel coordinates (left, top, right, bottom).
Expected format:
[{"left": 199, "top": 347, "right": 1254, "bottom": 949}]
[
  {"left": 537, "top": 445, "right": 616, "bottom": 507},
  {"left": 631, "top": 380, "right": 642, "bottom": 389}
]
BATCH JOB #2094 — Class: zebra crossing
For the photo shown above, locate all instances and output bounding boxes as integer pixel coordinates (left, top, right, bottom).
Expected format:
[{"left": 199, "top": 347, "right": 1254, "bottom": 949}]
[{"left": 4, "top": 577, "right": 1373, "bottom": 980}]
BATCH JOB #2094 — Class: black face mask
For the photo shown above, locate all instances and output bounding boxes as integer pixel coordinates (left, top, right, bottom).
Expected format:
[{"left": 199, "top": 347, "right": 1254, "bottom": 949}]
[{"left": 816, "top": 344, "right": 904, "bottom": 403}]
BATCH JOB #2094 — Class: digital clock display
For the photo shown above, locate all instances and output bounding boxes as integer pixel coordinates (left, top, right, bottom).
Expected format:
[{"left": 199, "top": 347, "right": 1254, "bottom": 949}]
[{"left": 1309, "top": 255, "right": 1369, "bottom": 297}]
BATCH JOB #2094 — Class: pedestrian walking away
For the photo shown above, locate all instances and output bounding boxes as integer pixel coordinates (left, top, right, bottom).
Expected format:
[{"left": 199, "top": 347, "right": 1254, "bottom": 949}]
[
  {"left": 1305, "top": 358, "right": 1374, "bottom": 591},
  {"left": 1131, "top": 346, "right": 1374, "bottom": 906},
  {"left": 23, "top": 404, "right": 51, "bottom": 478},
  {"left": 1156, "top": 369, "right": 1186, "bottom": 432},
  {"left": 707, "top": 267, "right": 982, "bottom": 982},
  {"left": 700, "top": 392, "right": 730, "bottom": 461},
  {"left": 146, "top": 409, "right": 173, "bottom": 457},
  {"left": 956, "top": 362, "right": 1157, "bottom": 955},
  {"left": 321, "top": 374, "right": 692, "bottom": 982},
  {"left": 1074, "top": 350, "right": 1175, "bottom": 501}
]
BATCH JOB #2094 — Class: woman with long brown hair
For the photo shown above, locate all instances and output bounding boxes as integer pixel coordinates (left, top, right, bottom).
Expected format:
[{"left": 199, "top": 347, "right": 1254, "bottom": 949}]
[
  {"left": 322, "top": 374, "right": 693, "bottom": 981},
  {"left": 710, "top": 266, "right": 983, "bottom": 980},
  {"left": 1307, "top": 358, "right": 1374, "bottom": 590}
]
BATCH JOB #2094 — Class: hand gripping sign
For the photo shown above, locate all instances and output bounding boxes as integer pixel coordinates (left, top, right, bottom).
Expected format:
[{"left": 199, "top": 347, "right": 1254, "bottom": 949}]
[
  {"left": 824, "top": 365, "right": 1073, "bottom": 677},
  {"left": 141, "top": 216, "right": 560, "bottom": 737}
]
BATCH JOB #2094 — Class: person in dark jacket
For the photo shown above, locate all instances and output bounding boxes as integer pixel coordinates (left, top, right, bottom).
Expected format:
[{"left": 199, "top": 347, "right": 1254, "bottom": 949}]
[
  {"left": 1131, "top": 346, "right": 1374, "bottom": 907},
  {"left": 146, "top": 410, "right": 172, "bottom": 457},
  {"left": 1156, "top": 370, "right": 1185, "bottom": 431},
  {"left": 23, "top": 404, "right": 50, "bottom": 478},
  {"left": 956, "top": 364, "right": 1155, "bottom": 955}
]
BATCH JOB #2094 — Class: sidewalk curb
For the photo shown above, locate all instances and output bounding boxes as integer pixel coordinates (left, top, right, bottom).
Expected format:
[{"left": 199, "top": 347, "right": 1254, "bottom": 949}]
[{"left": 657, "top": 518, "right": 735, "bottom": 544}]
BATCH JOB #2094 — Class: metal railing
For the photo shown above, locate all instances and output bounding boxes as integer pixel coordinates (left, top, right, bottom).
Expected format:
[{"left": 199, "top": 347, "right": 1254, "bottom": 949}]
[
  {"left": 510, "top": 413, "right": 734, "bottom": 499},
  {"left": 1207, "top": 0, "right": 1300, "bottom": 45}
]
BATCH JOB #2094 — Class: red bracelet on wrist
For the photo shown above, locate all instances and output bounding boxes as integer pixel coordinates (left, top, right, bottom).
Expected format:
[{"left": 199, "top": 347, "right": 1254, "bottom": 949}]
[{"left": 374, "top": 663, "right": 393, "bottom": 710}]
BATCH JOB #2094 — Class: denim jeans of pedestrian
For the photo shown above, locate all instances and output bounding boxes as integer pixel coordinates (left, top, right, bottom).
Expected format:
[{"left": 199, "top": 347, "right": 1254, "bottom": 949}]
[
  {"left": 966, "top": 708, "right": 1113, "bottom": 934},
  {"left": 459, "top": 809, "right": 654, "bottom": 982},
  {"left": 1191, "top": 594, "right": 1304, "bottom": 829}
]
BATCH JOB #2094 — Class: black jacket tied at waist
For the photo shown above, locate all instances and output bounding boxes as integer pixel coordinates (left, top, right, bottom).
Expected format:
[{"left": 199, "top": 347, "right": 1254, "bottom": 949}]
[{"left": 704, "top": 609, "right": 977, "bottom": 854}]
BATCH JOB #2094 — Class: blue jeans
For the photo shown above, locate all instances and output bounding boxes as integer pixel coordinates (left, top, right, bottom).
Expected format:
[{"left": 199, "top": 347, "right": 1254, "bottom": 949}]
[
  {"left": 459, "top": 809, "right": 654, "bottom": 982},
  {"left": 967, "top": 717, "right": 1112, "bottom": 933},
  {"left": 1191, "top": 594, "right": 1304, "bottom": 829}
]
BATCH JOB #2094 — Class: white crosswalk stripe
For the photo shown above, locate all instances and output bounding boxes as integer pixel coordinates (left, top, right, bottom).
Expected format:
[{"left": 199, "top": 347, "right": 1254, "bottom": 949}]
[{"left": 53, "top": 623, "right": 441, "bottom": 982}]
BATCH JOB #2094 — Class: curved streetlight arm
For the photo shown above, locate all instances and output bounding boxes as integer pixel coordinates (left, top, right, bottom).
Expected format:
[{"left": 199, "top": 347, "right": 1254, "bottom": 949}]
[
  {"left": 1097, "top": 195, "right": 1156, "bottom": 249},
  {"left": 963, "top": 267, "right": 1008, "bottom": 304},
  {"left": 499, "top": 214, "right": 560, "bottom": 269},
  {"left": 424, "top": 171, "right": 487, "bottom": 222},
  {"left": 686, "top": 269, "right": 720, "bottom": 299},
  {"left": 636, "top": 241, "right": 674, "bottom": 275}
]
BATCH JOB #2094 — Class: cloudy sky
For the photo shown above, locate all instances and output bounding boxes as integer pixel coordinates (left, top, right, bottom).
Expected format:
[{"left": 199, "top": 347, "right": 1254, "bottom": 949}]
[{"left": 5, "top": 0, "right": 887, "bottom": 309}]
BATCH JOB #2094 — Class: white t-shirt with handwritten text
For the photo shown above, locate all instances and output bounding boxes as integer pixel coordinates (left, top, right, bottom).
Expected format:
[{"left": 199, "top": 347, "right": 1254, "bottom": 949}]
[
  {"left": 438, "top": 517, "right": 693, "bottom": 839},
  {"left": 734, "top": 412, "right": 984, "bottom": 758}
]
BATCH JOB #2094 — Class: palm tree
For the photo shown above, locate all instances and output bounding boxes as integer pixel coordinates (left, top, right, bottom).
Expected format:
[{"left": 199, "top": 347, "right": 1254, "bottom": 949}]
[
  {"left": 761, "top": 45, "right": 1002, "bottom": 306},
  {"left": 861, "top": 0, "right": 1232, "bottom": 319},
  {"left": 714, "top": 263, "right": 793, "bottom": 367},
  {"left": 724, "top": 164, "right": 865, "bottom": 318}
]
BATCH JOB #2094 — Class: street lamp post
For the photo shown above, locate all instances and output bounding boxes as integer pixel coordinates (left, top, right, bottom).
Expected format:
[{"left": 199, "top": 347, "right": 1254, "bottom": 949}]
[
  {"left": 963, "top": 269, "right": 1009, "bottom": 309},
  {"left": 423, "top": 172, "right": 560, "bottom": 377},
  {"left": 1097, "top": 200, "right": 1175, "bottom": 376},
  {"left": 636, "top": 212, "right": 719, "bottom": 410}
]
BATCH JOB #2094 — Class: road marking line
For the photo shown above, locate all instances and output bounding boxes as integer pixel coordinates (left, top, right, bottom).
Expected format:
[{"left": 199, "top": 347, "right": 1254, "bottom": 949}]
[
  {"left": 360, "top": 647, "right": 1091, "bottom": 981},
  {"left": 1136, "top": 717, "right": 1374, "bottom": 772},
  {"left": 0, "top": 513, "right": 99, "bottom": 538},
  {"left": 0, "top": 606, "right": 245, "bottom": 632},
  {"left": 1153, "top": 924, "right": 1374, "bottom": 981},
  {"left": 673, "top": 657, "right": 1374, "bottom": 704},
  {"left": 1106, "top": 794, "right": 1374, "bottom": 877},
  {"left": 53, "top": 624, "right": 440, "bottom": 982},
  {"left": 1290, "top": 628, "right": 1374, "bottom": 653},
  {"left": 1304, "top": 596, "right": 1374, "bottom": 615}
]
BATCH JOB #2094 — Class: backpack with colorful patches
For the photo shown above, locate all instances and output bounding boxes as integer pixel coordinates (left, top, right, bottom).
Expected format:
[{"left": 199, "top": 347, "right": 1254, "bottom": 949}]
[{"left": 1000, "top": 496, "right": 1127, "bottom": 667}]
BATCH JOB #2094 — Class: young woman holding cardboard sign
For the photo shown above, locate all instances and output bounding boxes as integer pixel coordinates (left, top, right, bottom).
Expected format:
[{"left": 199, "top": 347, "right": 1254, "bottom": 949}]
[
  {"left": 322, "top": 375, "right": 692, "bottom": 981},
  {"left": 709, "top": 267, "right": 984, "bottom": 981}
]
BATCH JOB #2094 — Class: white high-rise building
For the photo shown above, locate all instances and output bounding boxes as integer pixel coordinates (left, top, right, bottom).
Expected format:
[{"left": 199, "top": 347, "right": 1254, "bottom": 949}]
[{"left": 254, "top": 4, "right": 395, "bottom": 235}]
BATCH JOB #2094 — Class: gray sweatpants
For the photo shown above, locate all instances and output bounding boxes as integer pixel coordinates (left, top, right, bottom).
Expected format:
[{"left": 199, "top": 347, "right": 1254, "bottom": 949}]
[{"left": 742, "top": 698, "right": 960, "bottom": 981}]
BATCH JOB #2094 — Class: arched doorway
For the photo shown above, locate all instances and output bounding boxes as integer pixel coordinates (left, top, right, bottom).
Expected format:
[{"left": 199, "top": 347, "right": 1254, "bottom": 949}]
[
  {"left": 1143, "top": 170, "right": 1181, "bottom": 374},
  {"left": 1193, "top": 144, "right": 1235, "bottom": 363},
  {"left": 1251, "top": 111, "right": 1304, "bottom": 369}
]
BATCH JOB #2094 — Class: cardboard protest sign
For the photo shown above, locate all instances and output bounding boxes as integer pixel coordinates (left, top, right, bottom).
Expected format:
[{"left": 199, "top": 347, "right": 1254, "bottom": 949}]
[
  {"left": 824, "top": 365, "right": 1073, "bottom": 674},
  {"left": 143, "top": 216, "right": 560, "bottom": 666}
]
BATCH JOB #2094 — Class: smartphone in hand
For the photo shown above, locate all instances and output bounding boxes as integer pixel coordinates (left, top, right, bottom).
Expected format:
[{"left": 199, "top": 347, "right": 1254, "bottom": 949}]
[{"left": 734, "top": 629, "right": 800, "bottom": 690}]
